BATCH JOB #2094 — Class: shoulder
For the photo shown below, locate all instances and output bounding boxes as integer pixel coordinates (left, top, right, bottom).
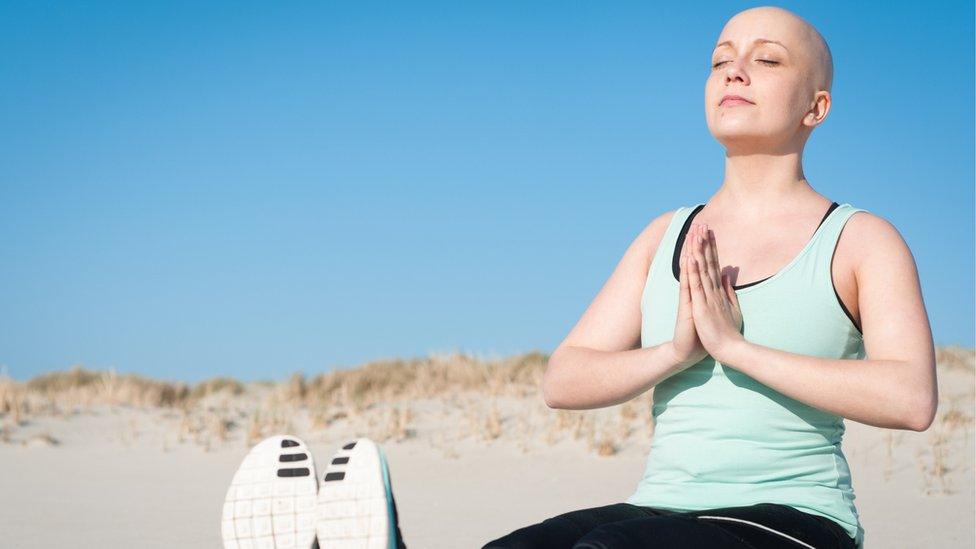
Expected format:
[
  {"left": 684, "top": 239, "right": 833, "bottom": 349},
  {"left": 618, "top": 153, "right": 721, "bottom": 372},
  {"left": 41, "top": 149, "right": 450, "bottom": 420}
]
[
  {"left": 841, "top": 209, "right": 917, "bottom": 277},
  {"left": 632, "top": 208, "right": 682, "bottom": 258}
]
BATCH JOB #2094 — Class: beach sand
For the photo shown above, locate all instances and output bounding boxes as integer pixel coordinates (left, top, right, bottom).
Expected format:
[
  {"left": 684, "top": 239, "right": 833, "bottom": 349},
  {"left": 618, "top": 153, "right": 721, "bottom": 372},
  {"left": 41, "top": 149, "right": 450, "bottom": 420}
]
[{"left": 0, "top": 354, "right": 972, "bottom": 548}]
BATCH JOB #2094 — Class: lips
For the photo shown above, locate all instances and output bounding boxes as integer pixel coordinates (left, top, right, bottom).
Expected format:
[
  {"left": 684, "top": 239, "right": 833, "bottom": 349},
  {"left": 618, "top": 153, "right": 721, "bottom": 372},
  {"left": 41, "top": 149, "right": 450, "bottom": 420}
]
[{"left": 720, "top": 94, "right": 754, "bottom": 106}]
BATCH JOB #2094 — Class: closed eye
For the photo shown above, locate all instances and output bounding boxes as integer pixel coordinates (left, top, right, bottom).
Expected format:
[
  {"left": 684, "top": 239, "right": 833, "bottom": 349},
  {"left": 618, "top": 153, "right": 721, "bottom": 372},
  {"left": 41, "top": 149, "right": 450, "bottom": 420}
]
[{"left": 711, "top": 59, "right": 780, "bottom": 68}]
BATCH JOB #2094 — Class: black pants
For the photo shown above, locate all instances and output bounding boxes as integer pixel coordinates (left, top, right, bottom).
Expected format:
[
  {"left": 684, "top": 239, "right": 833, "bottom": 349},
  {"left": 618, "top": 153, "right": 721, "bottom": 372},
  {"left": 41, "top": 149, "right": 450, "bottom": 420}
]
[{"left": 481, "top": 502, "right": 856, "bottom": 549}]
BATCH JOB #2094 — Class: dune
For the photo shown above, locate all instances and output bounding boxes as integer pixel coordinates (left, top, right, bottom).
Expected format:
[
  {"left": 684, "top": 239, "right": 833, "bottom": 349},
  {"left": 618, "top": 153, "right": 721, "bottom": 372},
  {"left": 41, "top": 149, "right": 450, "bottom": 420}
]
[{"left": 0, "top": 348, "right": 972, "bottom": 548}]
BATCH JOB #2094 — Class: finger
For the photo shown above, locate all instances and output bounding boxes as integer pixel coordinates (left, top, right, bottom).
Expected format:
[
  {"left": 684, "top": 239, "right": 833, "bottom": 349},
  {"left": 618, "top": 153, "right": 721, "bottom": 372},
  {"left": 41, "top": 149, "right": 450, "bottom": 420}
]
[
  {"left": 681, "top": 225, "right": 693, "bottom": 266},
  {"left": 688, "top": 247, "right": 708, "bottom": 307},
  {"left": 679, "top": 242, "right": 692, "bottom": 314},
  {"left": 706, "top": 228, "right": 730, "bottom": 307},
  {"left": 694, "top": 225, "right": 716, "bottom": 292},
  {"left": 684, "top": 224, "right": 696, "bottom": 263},
  {"left": 706, "top": 229, "right": 723, "bottom": 285},
  {"left": 682, "top": 224, "right": 697, "bottom": 278},
  {"left": 692, "top": 227, "right": 717, "bottom": 302},
  {"left": 701, "top": 227, "right": 721, "bottom": 294}
]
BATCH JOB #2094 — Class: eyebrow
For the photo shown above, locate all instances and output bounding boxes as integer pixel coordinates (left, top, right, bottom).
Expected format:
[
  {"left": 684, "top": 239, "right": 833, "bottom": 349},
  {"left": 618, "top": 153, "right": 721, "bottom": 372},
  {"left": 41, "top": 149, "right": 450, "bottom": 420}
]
[{"left": 713, "top": 38, "right": 790, "bottom": 53}]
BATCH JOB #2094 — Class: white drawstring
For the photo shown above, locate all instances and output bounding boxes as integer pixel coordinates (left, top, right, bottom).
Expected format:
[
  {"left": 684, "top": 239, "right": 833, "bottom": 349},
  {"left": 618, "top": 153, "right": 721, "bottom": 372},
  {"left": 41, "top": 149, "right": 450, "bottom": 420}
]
[{"left": 695, "top": 515, "right": 819, "bottom": 549}]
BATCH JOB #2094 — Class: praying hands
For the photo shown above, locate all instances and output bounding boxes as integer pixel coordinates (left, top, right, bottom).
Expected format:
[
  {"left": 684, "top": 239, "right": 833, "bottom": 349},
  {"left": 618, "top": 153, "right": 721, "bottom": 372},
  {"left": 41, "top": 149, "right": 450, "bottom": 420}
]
[{"left": 683, "top": 222, "right": 745, "bottom": 364}]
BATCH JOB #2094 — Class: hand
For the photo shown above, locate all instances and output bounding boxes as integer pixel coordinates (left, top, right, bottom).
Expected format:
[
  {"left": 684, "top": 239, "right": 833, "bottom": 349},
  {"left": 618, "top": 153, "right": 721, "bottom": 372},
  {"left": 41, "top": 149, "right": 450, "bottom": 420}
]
[
  {"left": 687, "top": 222, "right": 745, "bottom": 363},
  {"left": 671, "top": 224, "right": 710, "bottom": 368}
]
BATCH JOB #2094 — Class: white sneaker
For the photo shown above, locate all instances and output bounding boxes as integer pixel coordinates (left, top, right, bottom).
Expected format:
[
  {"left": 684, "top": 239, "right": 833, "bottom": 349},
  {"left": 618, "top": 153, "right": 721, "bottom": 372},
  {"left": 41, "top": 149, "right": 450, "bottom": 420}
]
[
  {"left": 221, "top": 435, "right": 319, "bottom": 549},
  {"left": 315, "top": 437, "right": 406, "bottom": 549}
]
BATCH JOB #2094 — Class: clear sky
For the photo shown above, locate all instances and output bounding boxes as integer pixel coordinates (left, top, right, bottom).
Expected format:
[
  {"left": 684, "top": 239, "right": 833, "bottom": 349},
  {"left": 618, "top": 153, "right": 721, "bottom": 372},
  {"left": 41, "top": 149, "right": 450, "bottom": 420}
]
[{"left": 1, "top": 2, "right": 973, "bottom": 382}]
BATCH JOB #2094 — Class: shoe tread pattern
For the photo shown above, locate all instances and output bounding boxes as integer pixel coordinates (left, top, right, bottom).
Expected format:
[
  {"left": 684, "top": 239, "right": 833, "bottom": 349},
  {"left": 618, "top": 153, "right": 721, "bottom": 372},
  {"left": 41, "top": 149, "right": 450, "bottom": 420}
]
[
  {"left": 315, "top": 438, "right": 393, "bottom": 549},
  {"left": 222, "top": 436, "right": 318, "bottom": 549}
]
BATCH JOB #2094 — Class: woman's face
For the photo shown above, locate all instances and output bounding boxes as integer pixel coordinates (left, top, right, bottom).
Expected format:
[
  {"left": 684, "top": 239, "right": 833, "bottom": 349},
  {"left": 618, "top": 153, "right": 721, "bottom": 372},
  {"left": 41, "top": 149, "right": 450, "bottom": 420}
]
[{"left": 704, "top": 17, "right": 823, "bottom": 154}]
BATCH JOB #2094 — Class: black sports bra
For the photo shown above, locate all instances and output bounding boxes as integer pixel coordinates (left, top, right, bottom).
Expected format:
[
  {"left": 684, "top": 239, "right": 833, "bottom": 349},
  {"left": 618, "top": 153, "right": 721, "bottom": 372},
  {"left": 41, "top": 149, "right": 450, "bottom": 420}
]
[
  {"left": 671, "top": 201, "right": 840, "bottom": 290},
  {"left": 666, "top": 200, "right": 860, "bottom": 333}
]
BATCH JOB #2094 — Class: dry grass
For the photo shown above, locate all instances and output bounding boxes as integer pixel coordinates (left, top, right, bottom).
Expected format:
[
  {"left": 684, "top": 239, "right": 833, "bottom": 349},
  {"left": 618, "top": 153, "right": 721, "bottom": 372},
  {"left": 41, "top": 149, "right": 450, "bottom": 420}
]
[
  {"left": 0, "top": 351, "right": 554, "bottom": 452},
  {"left": 934, "top": 345, "right": 975, "bottom": 372},
  {"left": 908, "top": 347, "right": 976, "bottom": 495},
  {"left": 0, "top": 346, "right": 971, "bottom": 469},
  {"left": 914, "top": 393, "right": 974, "bottom": 496}
]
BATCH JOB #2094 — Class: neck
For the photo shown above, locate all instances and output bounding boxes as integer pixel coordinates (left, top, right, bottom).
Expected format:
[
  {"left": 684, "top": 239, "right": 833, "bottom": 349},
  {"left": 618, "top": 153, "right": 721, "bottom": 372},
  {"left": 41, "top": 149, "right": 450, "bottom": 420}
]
[{"left": 708, "top": 149, "right": 821, "bottom": 218}]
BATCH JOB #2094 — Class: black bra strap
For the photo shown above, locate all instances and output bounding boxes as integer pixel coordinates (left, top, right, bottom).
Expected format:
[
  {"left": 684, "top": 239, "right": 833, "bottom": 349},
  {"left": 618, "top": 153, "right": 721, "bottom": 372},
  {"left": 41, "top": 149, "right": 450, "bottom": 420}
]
[{"left": 671, "top": 201, "right": 839, "bottom": 288}]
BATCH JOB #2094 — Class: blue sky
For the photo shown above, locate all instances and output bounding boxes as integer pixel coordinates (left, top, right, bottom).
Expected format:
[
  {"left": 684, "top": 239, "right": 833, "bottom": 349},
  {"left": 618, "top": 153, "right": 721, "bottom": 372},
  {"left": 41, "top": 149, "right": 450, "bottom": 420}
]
[{"left": 1, "top": 2, "right": 972, "bottom": 382}]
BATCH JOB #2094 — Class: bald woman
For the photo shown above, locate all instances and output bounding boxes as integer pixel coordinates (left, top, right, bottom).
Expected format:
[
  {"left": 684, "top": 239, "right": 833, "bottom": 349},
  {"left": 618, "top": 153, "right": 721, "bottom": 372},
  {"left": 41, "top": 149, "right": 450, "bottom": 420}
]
[
  {"left": 485, "top": 6, "right": 933, "bottom": 549},
  {"left": 221, "top": 7, "right": 934, "bottom": 549}
]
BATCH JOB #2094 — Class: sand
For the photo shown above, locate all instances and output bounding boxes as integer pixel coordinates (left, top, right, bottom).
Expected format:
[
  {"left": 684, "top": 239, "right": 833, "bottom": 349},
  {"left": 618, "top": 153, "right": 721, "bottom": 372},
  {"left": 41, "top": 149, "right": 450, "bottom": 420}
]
[{"left": 0, "top": 365, "right": 972, "bottom": 548}]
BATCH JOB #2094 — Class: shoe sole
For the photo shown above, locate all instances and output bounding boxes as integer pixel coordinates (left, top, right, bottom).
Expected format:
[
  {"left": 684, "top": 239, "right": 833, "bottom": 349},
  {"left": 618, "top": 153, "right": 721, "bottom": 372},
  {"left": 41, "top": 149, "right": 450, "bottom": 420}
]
[
  {"left": 315, "top": 437, "right": 398, "bottom": 548},
  {"left": 221, "top": 435, "right": 319, "bottom": 549}
]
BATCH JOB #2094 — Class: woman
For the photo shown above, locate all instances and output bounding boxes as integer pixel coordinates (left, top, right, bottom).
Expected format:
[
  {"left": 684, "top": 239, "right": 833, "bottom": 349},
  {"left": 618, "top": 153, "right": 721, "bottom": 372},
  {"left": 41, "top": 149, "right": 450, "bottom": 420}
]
[
  {"left": 488, "top": 6, "right": 936, "bottom": 549},
  {"left": 219, "top": 6, "right": 936, "bottom": 549}
]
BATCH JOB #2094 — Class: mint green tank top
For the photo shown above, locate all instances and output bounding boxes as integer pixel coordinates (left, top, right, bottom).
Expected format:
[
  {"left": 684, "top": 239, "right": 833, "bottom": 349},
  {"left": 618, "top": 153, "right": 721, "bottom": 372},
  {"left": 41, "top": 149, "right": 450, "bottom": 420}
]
[{"left": 625, "top": 202, "right": 868, "bottom": 548}]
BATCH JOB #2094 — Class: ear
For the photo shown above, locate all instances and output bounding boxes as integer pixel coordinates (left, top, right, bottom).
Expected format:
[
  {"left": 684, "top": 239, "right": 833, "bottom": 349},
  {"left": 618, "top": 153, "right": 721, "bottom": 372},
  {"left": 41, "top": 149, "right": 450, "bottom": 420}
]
[{"left": 804, "top": 90, "right": 831, "bottom": 128}]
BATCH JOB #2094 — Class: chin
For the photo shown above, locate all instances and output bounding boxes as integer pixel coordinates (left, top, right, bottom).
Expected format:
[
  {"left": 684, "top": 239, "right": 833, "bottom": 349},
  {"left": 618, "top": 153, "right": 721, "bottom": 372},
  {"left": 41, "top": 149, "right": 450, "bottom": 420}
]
[
  {"left": 709, "top": 123, "right": 767, "bottom": 142},
  {"left": 710, "top": 129, "right": 778, "bottom": 152}
]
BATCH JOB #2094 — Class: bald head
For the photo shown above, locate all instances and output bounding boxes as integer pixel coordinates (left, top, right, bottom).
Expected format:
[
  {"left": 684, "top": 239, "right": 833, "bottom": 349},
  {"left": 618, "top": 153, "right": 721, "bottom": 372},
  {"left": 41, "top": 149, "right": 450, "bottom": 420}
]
[{"left": 723, "top": 6, "right": 833, "bottom": 93}]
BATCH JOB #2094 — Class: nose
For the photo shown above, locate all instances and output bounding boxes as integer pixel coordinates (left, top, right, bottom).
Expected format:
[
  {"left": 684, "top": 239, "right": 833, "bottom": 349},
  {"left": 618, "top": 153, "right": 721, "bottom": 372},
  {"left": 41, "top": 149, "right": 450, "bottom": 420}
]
[{"left": 723, "top": 59, "right": 749, "bottom": 85}]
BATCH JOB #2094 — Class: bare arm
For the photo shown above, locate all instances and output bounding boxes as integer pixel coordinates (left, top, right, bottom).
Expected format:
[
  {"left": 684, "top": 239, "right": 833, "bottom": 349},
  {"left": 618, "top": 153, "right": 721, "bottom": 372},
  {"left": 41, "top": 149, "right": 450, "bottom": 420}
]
[
  {"left": 716, "top": 212, "right": 938, "bottom": 431},
  {"left": 543, "top": 210, "right": 696, "bottom": 410}
]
